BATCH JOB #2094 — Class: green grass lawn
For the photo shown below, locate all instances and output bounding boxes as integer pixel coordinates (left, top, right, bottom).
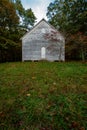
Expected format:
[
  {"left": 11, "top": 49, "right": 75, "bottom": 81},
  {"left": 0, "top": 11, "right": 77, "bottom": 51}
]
[{"left": 0, "top": 62, "right": 87, "bottom": 130}]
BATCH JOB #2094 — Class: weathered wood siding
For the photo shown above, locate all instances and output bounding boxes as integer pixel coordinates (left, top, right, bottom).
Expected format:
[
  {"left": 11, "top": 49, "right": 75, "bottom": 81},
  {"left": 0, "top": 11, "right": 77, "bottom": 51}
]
[{"left": 22, "top": 19, "right": 65, "bottom": 61}]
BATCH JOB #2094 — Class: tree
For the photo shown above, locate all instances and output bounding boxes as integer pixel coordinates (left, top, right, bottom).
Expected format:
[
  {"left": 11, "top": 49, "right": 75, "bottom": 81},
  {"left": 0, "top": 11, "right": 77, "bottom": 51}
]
[
  {"left": 14, "top": 0, "right": 36, "bottom": 29},
  {"left": 14, "top": 0, "right": 25, "bottom": 17},
  {"left": 47, "top": 0, "right": 87, "bottom": 33},
  {"left": 0, "top": 0, "right": 36, "bottom": 62},
  {"left": 47, "top": 0, "right": 87, "bottom": 61},
  {"left": 23, "top": 8, "right": 36, "bottom": 29},
  {"left": 47, "top": 0, "right": 64, "bottom": 30},
  {"left": 0, "top": 0, "right": 19, "bottom": 32},
  {"left": 0, "top": 0, "right": 21, "bottom": 62},
  {"left": 66, "top": 32, "right": 87, "bottom": 61},
  {"left": 44, "top": 30, "right": 65, "bottom": 61}
]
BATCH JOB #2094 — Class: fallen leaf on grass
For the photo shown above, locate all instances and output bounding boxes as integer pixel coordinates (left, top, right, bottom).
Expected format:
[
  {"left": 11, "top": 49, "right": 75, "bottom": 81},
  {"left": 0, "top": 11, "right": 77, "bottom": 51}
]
[
  {"left": 26, "top": 93, "right": 31, "bottom": 96},
  {"left": 79, "top": 127, "right": 85, "bottom": 130},
  {"left": 32, "top": 77, "right": 36, "bottom": 79}
]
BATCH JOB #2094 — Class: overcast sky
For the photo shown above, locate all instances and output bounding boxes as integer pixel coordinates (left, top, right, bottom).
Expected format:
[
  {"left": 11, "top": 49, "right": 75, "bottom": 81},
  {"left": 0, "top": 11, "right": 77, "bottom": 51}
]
[{"left": 21, "top": 0, "right": 54, "bottom": 23}]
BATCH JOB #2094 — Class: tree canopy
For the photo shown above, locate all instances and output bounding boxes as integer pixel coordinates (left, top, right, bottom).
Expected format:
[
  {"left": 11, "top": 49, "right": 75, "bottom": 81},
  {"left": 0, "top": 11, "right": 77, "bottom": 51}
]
[
  {"left": 47, "top": 0, "right": 87, "bottom": 33},
  {"left": 0, "top": 0, "right": 19, "bottom": 32},
  {"left": 13, "top": 0, "right": 36, "bottom": 29},
  {"left": 47, "top": 0, "right": 87, "bottom": 61},
  {"left": 0, "top": 0, "right": 36, "bottom": 62}
]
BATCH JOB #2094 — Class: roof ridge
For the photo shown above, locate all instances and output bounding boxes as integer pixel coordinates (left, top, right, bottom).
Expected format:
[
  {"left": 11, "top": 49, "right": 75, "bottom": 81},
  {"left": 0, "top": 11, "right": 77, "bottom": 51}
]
[{"left": 21, "top": 18, "right": 63, "bottom": 40}]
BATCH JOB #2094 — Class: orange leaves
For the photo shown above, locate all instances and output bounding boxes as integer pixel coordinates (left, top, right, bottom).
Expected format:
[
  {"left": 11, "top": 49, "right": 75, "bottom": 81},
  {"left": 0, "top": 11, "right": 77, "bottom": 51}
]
[{"left": 69, "top": 32, "right": 87, "bottom": 45}]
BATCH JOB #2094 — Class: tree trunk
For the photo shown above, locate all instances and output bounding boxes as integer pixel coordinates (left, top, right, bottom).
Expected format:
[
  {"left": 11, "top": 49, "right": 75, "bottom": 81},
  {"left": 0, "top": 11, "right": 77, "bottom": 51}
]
[{"left": 81, "top": 47, "right": 85, "bottom": 62}]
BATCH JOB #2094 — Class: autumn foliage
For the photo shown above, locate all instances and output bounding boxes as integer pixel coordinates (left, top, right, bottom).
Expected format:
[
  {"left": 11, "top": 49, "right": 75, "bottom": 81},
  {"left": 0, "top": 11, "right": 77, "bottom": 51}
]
[{"left": 66, "top": 32, "right": 87, "bottom": 61}]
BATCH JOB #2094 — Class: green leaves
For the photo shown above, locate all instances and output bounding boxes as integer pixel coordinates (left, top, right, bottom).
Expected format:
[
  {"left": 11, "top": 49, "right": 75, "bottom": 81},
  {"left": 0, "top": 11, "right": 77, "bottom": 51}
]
[
  {"left": 47, "top": 0, "right": 87, "bottom": 61},
  {"left": 47, "top": 0, "right": 87, "bottom": 33},
  {"left": 0, "top": 0, "right": 36, "bottom": 62},
  {"left": 14, "top": 0, "right": 36, "bottom": 29},
  {"left": 0, "top": 0, "right": 19, "bottom": 29},
  {"left": 23, "top": 8, "right": 36, "bottom": 29}
]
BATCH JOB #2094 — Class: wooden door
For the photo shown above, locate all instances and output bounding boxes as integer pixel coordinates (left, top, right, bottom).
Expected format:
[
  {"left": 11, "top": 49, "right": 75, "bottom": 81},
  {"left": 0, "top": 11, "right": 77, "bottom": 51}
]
[{"left": 41, "top": 47, "right": 46, "bottom": 59}]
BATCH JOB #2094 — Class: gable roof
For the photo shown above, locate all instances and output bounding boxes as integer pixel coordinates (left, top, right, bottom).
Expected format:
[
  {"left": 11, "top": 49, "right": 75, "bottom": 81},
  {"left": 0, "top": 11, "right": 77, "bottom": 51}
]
[{"left": 21, "top": 18, "right": 64, "bottom": 40}]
